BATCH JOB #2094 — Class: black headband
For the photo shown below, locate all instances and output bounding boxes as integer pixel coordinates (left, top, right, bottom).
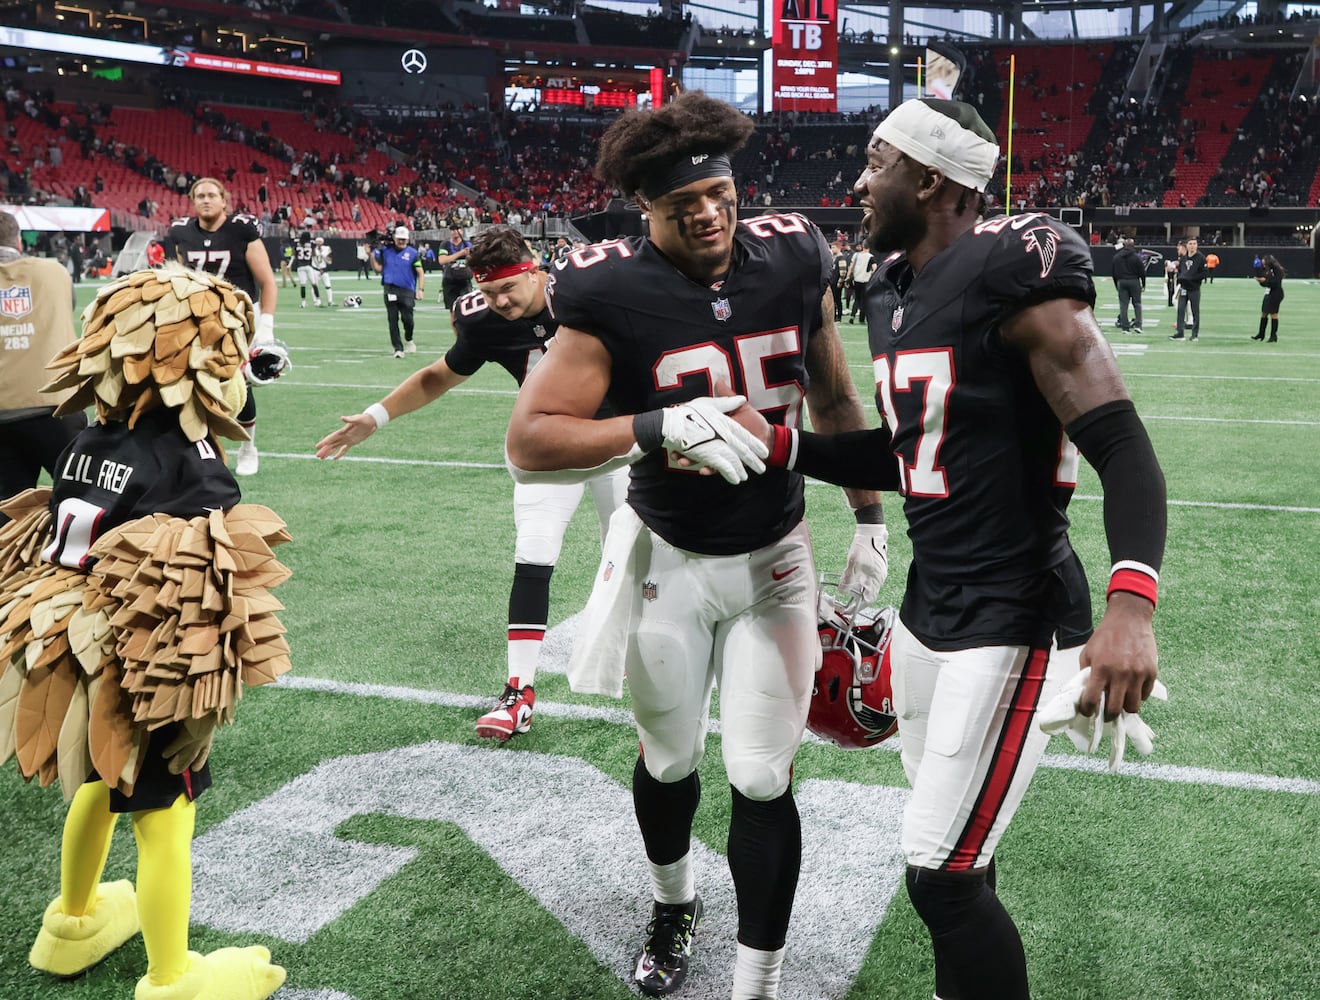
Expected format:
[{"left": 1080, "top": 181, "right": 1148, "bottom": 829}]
[{"left": 639, "top": 153, "right": 733, "bottom": 201}]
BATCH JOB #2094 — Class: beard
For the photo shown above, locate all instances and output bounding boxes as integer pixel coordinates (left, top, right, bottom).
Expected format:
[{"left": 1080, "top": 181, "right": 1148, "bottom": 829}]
[{"left": 866, "top": 193, "right": 926, "bottom": 256}]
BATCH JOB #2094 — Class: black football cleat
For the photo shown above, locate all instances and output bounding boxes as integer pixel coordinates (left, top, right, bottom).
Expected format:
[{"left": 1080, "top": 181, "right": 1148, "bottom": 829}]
[{"left": 633, "top": 895, "right": 703, "bottom": 997}]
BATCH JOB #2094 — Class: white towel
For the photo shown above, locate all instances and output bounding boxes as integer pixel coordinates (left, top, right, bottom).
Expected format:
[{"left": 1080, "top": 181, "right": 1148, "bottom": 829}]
[{"left": 566, "top": 504, "right": 648, "bottom": 698}]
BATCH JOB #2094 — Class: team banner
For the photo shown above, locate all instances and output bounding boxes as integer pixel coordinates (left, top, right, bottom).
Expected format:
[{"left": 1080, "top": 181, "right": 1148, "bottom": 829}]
[
  {"left": 0, "top": 205, "right": 110, "bottom": 232},
  {"left": 771, "top": 0, "right": 838, "bottom": 112}
]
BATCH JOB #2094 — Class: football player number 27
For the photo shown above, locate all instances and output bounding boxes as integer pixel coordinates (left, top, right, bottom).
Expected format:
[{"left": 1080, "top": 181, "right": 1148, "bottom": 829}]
[
  {"left": 874, "top": 349, "right": 1078, "bottom": 497},
  {"left": 654, "top": 330, "right": 804, "bottom": 472}
]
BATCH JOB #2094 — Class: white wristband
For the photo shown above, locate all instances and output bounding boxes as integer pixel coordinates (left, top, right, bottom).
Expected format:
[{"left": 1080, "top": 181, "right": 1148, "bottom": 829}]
[{"left": 365, "top": 403, "right": 390, "bottom": 429}]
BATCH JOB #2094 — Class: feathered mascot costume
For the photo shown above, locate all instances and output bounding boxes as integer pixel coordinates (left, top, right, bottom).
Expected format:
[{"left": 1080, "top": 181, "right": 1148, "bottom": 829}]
[{"left": 0, "top": 264, "right": 291, "bottom": 999}]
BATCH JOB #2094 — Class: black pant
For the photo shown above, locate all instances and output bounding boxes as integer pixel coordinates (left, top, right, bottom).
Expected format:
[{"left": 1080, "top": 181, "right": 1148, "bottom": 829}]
[
  {"left": 1116, "top": 278, "right": 1143, "bottom": 330},
  {"left": 0, "top": 410, "right": 87, "bottom": 517},
  {"left": 383, "top": 284, "right": 416, "bottom": 351},
  {"left": 850, "top": 283, "right": 868, "bottom": 321},
  {"left": 1176, "top": 284, "right": 1201, "bottom": 337},
  {"left": 442, "top": 275, "right": 472, "bottom": 310}
]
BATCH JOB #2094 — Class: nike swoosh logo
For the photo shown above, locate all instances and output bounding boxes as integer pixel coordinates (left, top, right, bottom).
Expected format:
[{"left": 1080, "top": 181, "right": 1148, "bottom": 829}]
[{"left": 771, "top": 565, "right": 800, "bottom": 581}]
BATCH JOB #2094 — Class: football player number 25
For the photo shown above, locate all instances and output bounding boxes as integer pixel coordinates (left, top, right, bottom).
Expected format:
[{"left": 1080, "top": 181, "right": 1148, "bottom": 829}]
[
  {"left": 654, "top": 330, "right": 804, "bottom": 472},
  {"left": 874, "top": 349, "right": 1078, "bottom": 497}
]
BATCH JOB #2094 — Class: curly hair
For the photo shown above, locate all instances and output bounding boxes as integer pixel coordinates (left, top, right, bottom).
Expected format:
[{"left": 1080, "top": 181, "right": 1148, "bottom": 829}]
[
  {"left": 469, "top": 224, "right": 534, "bottom": 273},
  {"left": 595, "top": 91, "right": 754, "bottom": 198}
]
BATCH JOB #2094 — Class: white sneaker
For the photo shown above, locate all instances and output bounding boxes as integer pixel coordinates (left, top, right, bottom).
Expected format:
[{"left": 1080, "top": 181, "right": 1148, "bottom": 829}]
[
  {"left": 300, "top": 301, "right": 306, "bottom": 309},
  {"left": 393, "top": 350, "right": 404, "bottom": 358},
  {"left": 405, "top": 341, "right": 417, "bottom": 354},
  {"left": 235, "top": 443, "right": 259, "bottom": 476}
]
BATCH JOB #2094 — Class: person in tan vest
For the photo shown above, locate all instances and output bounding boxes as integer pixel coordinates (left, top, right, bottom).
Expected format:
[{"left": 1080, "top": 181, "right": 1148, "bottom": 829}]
[{"left": 0, "top": 210, "right": 86, "bottom": 517}]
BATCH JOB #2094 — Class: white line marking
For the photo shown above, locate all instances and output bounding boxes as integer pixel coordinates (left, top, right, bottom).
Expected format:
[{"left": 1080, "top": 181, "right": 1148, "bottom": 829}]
[
  {"left": 281, "top": 382, "right": 516, "bottom": 395},
  {"left": 262, "top": 453, "right": 1320, "bottom": 511},
  {"left": 1144, "top": 415, "right": 1320, "bottom": 427},
  {"left": 272, "top": 676, "right": 1320, "bottom": 796},
  {"left": 267, "top": 452, "right": 504, "bottom": 469}
]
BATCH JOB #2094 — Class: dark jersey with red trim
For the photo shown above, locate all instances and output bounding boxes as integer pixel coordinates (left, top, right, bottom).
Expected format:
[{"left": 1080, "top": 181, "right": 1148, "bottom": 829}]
[
  {"left": 546, "top": 214, "right": 832, "bottom": 554},
  {"left": 864, "top": 213, "right": 1097, "bottom": 649},
  {"left": 448, "top": 289, "right": 556, "bottom": 385},
  {"left": 42, "top": 408, "right": 241, "bottom": 571},
  {"left": 166, "top": 214, "right": 263, "bottom": 300}
]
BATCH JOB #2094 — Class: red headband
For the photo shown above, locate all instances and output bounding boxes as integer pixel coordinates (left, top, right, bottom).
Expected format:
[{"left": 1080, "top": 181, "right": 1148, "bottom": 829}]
[{"left": 473, "top": 260, "right": 538, "bottom": 284}]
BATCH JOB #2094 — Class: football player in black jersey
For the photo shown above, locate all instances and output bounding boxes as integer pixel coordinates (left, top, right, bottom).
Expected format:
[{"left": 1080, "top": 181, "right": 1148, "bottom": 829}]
[
  {"left": 505, "top": 92, "right": 886, "bottom": 1000},
  {"left": 168, "top": 177, "right": 278, "bottom": 476},
  {"left": 730, "top": 98, "right": 1167, "bottom": 1000},
  {"left": 293, "top": 231, "right": 321, "bottom": 308},
  {"left": 315, "top": 225, "right": 626, "bottom": 741}
]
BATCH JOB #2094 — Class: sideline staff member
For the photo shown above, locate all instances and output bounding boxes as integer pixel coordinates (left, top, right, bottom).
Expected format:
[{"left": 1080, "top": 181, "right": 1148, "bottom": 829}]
[
  {"left": 372, "top": 226, "right": 425, "bottom": 358},
  {"left": 1111, "top": 237, "right": 1145, "bottom": 334},
  {"left": 1171, "top": 236, "right": 1207, "bottom": 341},
  {"left": 0, "top": 209, "right": 86, "bottom": 514}
]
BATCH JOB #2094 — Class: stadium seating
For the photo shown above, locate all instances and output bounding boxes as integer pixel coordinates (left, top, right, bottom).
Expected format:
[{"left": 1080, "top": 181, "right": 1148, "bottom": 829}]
[{"left": 1162, "top": 53, "right": 1272, "bottom": 206}]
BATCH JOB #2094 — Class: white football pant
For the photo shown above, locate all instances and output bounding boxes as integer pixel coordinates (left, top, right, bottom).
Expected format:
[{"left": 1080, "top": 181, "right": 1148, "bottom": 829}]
[
  {"left": 512, "top": 467, "right": 628, "bottom": 565},
  {"left": 629, "top": 519, "right": 819, "bottom": 802},
  {"left": 890, "top": 617, "right": 1079, "bottom": 871}
]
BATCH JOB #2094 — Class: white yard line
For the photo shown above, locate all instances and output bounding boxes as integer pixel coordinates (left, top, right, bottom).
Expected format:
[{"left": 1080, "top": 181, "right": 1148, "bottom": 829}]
[
  {"left": 273, "top": 675, "right": 1320, "bottom": 797},
  {"left": 260, "top": 452, "right": 1320, "bottom": 511}
]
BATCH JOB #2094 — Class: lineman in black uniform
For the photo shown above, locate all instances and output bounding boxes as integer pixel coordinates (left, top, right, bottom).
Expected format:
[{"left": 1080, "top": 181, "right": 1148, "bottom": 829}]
[
  {"left": 729, "top": 98, "right": 1166, "bottom": 1000},
  {"left": 505, "top": 93, "right": 885, "bottom": 1000},
  {"left": 1171, "top": 236, "right": 1207, "bottom": 341},
  {"left": 167, "top": 177, "right": 278, "bottom": 474},
  {"left": 1110, "top": 237, "right": 1145, "bottom": 333},
  {"left": 315, "top": 225, "right": 626, "bottom": 741},
  {"left": 1253, "top": 253, "right": 1285, "bottom": 342}
]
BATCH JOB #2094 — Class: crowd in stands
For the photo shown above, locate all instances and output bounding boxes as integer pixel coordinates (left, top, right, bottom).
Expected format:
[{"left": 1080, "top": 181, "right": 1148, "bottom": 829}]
[{"left": 5, "top": 30, "right": 1320, "bottom": 241}]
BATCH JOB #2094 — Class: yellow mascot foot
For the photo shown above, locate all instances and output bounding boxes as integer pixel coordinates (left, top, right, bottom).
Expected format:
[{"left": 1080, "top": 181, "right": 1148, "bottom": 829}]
[
  {"left": 134, "top": 946, "right": 287, "bottom": 1000},
  {"left": 29, "top": 880, "right": 140, "bottom": 977}
]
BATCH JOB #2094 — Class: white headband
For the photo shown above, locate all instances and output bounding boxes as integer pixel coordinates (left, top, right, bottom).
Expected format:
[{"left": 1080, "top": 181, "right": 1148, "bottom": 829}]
[{"left": 874, "top": 99, "right": 999, "bottom": 192}]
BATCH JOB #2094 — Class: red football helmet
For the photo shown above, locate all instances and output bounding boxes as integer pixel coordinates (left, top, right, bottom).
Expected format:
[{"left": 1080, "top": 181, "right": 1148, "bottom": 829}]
[{"left": 810, "top": 582, "right": 899, "bottom": 749}]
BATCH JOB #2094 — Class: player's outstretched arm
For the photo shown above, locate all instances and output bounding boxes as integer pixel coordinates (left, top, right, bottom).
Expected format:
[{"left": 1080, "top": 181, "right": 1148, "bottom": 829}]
[
  {"left": 804, "top": 289, "right": 888, "bottom": 601},
  {"left": 1001, "top": 295, "right": 1166, "bottom": 719},
  {"left": 315, "top": 358, "right": 469, "bottom": 459}
]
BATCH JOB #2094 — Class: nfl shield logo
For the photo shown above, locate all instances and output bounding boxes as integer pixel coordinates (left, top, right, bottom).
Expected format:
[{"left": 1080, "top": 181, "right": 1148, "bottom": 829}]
[
  {"left": 711, "top": 297, "right": 732, "bottom": 322},
  {"left": 603, "top": 561, "right": 614, "bottom": 582},
  {"left": 891, "top": 305, "right": 904, "bottom": 331},
  {"left": 0, "top": 285, "right": 33, "bottom": 319},
  {"left": 533, "top": 324, "right": 547, "bottom": 339},
  {"left": 642, "top": 580, "right": 659, "bottom": 602}
]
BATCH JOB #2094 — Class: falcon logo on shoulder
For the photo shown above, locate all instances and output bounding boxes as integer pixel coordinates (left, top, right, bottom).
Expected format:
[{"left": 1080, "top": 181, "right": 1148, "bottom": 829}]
[{"left": 1021, "top": 225, "right": 1059, "bottom": 279}]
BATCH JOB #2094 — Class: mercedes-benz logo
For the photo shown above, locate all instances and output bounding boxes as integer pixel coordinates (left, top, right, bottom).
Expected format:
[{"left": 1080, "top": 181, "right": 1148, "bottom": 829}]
[{"left": 401, "top": 49, "right": 427, "bottom": 74}]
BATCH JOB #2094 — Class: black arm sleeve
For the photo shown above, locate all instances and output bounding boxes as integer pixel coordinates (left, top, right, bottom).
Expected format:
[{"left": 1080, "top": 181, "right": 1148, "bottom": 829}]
[
  {"left": 789, "top": 426, "right": 902, "bottom": 491},
  {"left": 1065, "top": 400, "right": 1167, "bottom": 573}
]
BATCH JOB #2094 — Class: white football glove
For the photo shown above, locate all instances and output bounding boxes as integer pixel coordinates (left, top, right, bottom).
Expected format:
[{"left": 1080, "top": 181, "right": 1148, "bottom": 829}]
[
  {"left": 661, "top": 396, "right": 768, "bottom": 485},
  {"left": 839, "top": 522, "right": 889, "bottom": 609},
  {"left": 253, "top": 311, "right": 275, "bottom": 347},
  {"left": 1038, "top": 666, "right": 1169, "bottom": 772}
]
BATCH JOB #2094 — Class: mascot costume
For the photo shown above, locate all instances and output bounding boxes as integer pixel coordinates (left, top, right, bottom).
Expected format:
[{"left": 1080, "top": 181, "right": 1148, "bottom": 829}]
[{"left": 0, "top": 264, "right": 292, "bottom": 999}]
